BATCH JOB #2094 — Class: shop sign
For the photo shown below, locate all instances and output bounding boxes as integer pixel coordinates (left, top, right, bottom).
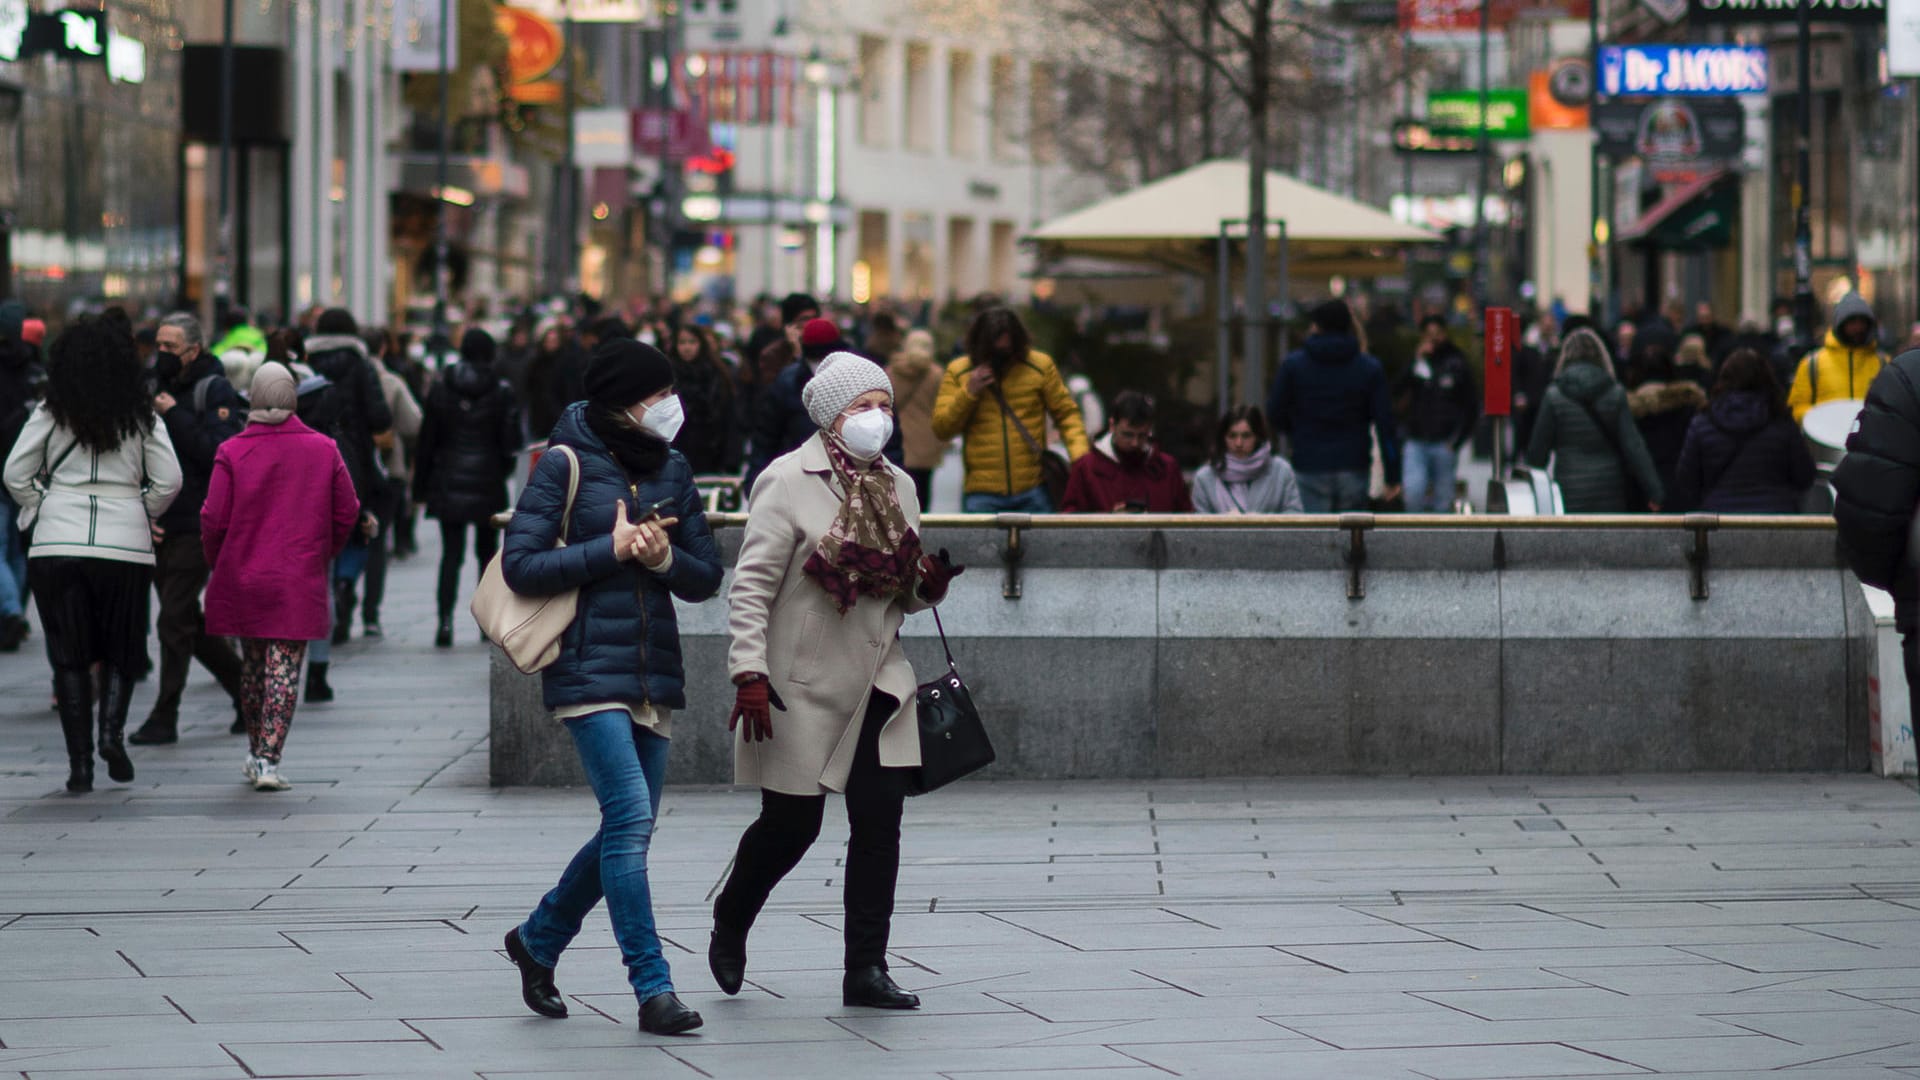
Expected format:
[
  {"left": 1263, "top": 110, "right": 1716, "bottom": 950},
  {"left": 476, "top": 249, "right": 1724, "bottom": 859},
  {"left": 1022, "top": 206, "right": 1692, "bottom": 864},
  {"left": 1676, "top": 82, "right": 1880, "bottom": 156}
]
[
  {"left": 1592, "top": 97, "right": 1746, "bottom": 177},
  {"left": 1426, "top": 89, "right": 1530, "bottom": 138},
  {"left": 512, "top": 0, "right": 656, "bottom": 22},
  {"left": 1399, "top": 0, "right": 1591, "bottom": 30},
  {"left": 0, "top": 0, "right": 25, "bottom": 62},
  {"left": 391, "top": 0, "right": 456, "bottom": 73},
  {"left": 1597, "top": 45, "right": 1768, "bottom": 96},
  {"left": 1892, "top": 0, "right": 1920, "bottom": 75},
  {"left": 497, "top": 6, "right": 564, "bottom": 86},
  {"left": 21, "top": 9, "right": 107, "bottom": 63},
  {"left": 1767, "top": 39, "right": 1848, "bottom": 93},
  {"left": 1689, "top": 0, "right": 1884, "bottom": 22},
  {"left": 106, "top": 32, "right": 144, "bottom": 84},
  {"left": 573, "top": 107, "right": 631, "bottom": 167}
]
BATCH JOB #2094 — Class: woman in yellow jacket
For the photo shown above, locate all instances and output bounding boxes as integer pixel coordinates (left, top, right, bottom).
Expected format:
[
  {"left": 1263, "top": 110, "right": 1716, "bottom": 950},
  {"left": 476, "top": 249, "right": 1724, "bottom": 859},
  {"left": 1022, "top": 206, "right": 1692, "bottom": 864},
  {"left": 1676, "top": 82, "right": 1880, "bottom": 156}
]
[
  {"left": 930, "top": 308, "right": 1091, "bottom": 512},
  {"left": 1789, "top": 293, "right": 1885, "bottom": 422}
]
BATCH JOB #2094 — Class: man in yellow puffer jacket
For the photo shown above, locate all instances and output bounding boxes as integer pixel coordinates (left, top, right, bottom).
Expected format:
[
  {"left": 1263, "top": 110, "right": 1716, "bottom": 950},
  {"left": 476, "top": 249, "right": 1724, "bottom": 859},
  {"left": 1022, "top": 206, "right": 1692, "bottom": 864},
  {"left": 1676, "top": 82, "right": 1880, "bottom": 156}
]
[
  {"left": 1789, "top": 292, "right": 1885, "bottom": 423},
  {"left": 931, "top": 308, "right": 1090, "bottom": 512}
]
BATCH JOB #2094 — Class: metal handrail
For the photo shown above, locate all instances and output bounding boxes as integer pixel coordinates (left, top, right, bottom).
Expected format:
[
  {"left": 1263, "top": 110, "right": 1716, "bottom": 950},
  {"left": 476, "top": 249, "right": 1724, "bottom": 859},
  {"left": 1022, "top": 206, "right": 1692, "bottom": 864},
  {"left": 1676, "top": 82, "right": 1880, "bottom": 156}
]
[{"left": 697, "top": 512, "right": 1837, "bottom": 531}]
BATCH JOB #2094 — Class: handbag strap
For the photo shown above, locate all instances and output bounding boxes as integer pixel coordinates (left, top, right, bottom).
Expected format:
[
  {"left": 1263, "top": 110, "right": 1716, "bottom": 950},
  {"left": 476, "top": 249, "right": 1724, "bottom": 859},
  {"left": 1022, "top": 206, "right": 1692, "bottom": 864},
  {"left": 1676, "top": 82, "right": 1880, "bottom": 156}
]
[
  {"left": 988, "top": 383, "right": 1046, "bottom": 458},
  {"left": 38, "top": 434, "right": 79, "bottom": 487},
  {"left": 552, "top": 445, "right": 581, "bottom": 546},
  {"left": 929, "top": 605, "right": 957, "bottom": 670}
]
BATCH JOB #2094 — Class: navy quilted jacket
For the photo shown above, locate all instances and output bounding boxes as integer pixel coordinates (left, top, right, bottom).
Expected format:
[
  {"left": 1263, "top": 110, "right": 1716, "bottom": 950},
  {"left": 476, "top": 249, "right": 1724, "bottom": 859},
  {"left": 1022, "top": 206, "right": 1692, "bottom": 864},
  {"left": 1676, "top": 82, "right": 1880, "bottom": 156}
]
[{"left": 502, "top": 402, "right": 723, "bottom": 711}]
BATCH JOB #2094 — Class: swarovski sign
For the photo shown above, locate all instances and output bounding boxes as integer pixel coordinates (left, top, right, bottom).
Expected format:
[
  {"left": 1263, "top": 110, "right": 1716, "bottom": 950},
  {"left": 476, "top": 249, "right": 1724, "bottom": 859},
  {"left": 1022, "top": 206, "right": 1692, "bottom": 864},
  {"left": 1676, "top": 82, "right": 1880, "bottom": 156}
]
[
  {"left": 1689, "top": 0, "right": 1884, "bottom": 22},
  {"left": 1596, "top": 45, "right": 1769, "bottom": 96}
]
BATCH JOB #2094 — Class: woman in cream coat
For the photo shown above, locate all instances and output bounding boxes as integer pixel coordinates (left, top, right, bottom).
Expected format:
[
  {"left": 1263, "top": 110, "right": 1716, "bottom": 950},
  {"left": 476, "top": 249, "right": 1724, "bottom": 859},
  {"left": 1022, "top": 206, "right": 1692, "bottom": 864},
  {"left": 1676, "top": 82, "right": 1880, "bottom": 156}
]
[{"left": 711, "top": 351, "right": 960, "bottom": 1011}]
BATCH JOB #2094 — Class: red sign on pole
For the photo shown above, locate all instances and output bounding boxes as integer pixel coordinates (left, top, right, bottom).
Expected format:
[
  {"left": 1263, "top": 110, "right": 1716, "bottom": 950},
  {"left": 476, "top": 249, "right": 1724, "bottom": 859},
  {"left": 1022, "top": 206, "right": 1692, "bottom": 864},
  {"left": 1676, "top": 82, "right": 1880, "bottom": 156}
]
[{"left": 1483, "top": 307, "right": 1514, "bottom": 417}]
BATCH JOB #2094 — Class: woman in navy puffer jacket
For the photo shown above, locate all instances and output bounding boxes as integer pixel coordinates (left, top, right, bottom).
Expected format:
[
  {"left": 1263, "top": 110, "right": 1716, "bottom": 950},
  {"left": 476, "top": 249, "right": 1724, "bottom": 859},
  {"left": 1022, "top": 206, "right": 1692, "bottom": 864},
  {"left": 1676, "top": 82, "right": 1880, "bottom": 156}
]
[
  {"left": 1667, "top": 348, "right": 1815, "bottom": 514},
  {"left": 499, "top": 340, "right": 722, "bottom": 1038}
]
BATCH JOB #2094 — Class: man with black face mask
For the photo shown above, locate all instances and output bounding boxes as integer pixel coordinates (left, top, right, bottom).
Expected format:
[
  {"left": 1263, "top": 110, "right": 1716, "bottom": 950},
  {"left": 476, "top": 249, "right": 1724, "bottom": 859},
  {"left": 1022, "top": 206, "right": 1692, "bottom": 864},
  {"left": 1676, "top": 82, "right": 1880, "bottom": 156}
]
[
  {"left": 1788, "top": 291, "right": 1886, "bottom": 423},
  {"left": 129, "top": 313, "right": 246, "bottom": 745}
]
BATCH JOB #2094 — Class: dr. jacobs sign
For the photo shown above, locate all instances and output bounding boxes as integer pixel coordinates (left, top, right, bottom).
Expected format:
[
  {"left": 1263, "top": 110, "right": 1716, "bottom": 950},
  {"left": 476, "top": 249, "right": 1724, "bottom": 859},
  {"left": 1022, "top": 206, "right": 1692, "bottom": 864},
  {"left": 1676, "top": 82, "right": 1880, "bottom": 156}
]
[{"left": 1596, "top": 45, "right": 1769, "bottom": 96}]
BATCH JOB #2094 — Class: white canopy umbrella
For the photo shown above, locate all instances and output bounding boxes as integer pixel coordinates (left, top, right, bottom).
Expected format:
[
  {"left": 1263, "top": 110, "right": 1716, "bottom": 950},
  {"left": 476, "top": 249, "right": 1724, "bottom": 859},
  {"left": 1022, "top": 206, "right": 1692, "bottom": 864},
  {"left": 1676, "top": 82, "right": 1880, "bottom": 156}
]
[{"left": 1028, "top": 159, "right": 1439, "bottom": 278}]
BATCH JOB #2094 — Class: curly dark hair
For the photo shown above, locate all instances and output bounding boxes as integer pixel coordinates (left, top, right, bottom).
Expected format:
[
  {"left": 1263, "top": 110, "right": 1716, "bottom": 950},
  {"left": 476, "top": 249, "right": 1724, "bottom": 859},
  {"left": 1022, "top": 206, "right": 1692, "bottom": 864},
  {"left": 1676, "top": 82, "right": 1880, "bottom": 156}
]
[{"left": 44, "top": 315, "right": 153, "bottom": 454}]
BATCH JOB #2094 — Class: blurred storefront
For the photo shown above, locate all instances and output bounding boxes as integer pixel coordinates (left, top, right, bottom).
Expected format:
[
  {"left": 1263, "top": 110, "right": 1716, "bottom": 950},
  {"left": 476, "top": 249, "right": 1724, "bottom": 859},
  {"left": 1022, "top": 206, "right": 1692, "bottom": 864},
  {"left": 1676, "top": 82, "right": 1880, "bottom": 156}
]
[{"left": 1, "top": 1, "right": 184, "bottom": 320}]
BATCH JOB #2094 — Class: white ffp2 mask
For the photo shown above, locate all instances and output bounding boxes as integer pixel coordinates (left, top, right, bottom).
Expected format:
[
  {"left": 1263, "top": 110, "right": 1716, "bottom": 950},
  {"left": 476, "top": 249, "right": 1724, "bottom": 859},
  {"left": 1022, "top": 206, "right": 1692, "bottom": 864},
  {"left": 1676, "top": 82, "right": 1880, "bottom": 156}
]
[
  {"left": 628, "top": 395, "right": 685, "bottom": 443},
  {"left": 839, "top": 409, "right": 892, "bottom": 461}
]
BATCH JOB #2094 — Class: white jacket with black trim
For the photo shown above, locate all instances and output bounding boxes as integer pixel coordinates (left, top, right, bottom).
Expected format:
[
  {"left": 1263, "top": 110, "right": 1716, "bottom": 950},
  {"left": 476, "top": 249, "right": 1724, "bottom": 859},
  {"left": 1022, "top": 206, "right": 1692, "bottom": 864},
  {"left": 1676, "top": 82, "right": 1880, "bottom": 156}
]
[{"left": 3, "top": 403, "right": 181, "bottom": 565}]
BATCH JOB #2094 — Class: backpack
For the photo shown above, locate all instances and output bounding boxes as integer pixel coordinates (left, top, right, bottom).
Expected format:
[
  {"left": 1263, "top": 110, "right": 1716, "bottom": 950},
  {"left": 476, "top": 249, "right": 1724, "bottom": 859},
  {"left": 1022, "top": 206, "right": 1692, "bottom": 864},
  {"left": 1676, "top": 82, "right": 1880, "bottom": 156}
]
[{"left": 191, "top": 374, "right": 248, "bottom": 428}]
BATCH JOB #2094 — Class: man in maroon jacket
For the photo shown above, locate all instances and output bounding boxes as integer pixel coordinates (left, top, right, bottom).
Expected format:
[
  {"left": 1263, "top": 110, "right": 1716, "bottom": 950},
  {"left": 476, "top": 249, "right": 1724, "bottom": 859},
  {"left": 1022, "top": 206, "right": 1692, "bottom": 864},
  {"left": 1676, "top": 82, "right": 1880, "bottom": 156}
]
[{"left": 1060, "top": 391, "right": 1192, "bottom": 513}]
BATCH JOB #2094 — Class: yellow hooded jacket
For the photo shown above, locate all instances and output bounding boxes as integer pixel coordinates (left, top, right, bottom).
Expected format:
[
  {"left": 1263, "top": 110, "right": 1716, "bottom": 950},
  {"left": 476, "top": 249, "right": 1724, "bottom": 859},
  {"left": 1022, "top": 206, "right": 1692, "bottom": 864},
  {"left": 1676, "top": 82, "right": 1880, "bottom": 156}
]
[
  {"left": 1789, "top": 294, "right": 1884, "bottom": 422},
  {"left": 931, "top": 349, "right": 1091, "bottom": 497}
]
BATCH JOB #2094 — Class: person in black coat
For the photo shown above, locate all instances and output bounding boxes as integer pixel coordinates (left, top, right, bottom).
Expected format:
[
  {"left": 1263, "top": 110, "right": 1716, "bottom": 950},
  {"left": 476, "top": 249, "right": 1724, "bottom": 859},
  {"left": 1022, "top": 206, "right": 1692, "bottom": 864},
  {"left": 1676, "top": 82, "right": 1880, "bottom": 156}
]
[
  {"left": 0, "top": 301, "right": 43, "bottom": 651},
  {"left": 1626, "top": 345, "right": 1707, "bottom": 507},
  {"left": 499, "top": 340, "right": 722, "bottom": 1037},
  {"left": 745, "top": 318, "right": 903, "bottom": 494},
  {"left": 1666, "top": 348, "right": 1815, "bottom": 514},
  {"left": 668, "top": 324, "right": 740, "bottom": 475},
  {"left": 1834, "top": 348, "right": 1920, "bottom": 743},
  {"left": 302, "top": 309, "right": 394, "bottom": 644},
  {"left": 414, "top": 329, "right": 524, "bottom": 646},
  {"left": 130, "top": 313, "right": 246, "bottom": 744}
]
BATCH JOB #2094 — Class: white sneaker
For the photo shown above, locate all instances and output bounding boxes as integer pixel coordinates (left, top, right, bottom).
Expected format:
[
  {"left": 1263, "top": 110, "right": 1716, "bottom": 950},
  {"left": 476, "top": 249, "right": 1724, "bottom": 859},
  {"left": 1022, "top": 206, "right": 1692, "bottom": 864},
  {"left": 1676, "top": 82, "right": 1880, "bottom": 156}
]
[
  {"left": 253, "top": 762, "right": 290, "bottom": 791},
  {"left": 242, "top": 755, "right": 261, "bottom": 782}
]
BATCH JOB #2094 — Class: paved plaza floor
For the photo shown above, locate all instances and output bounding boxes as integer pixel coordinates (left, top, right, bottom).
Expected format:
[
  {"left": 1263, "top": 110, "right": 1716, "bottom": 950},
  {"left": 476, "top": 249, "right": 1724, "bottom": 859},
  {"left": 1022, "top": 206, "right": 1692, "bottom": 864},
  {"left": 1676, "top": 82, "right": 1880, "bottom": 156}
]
[{"left": 0, "top": 534, "right": 1917, "bottom": 1078}]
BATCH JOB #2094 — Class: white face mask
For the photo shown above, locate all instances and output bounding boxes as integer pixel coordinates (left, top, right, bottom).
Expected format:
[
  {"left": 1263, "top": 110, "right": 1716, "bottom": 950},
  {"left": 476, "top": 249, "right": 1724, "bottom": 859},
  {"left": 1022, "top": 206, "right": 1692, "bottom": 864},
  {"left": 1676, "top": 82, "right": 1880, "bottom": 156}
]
[
  {"left": 838, "top": 408, "right": 892, "bottom": 461},
  {"left": 628, "top": 395, "right": 685, "bottom": 443}
]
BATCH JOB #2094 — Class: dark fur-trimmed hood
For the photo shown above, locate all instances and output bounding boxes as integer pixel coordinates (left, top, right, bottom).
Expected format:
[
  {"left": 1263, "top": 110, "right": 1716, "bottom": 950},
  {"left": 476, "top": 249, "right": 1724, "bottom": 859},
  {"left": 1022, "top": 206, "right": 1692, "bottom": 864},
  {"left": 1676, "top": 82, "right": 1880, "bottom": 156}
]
[{"left": 1628, "top": 380, "right": 1707, "bottom": 418}]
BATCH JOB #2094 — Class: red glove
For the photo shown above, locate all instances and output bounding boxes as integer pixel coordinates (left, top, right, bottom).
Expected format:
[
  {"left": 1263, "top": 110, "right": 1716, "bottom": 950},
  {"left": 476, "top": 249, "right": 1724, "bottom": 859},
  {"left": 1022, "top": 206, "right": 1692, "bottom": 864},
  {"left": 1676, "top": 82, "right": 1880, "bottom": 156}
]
[
  {"left": 916, "top": 548, "right": 965, "bottom": 603},
  {"left": 729, "top": 676, "right": 776, "bottom": 743}
]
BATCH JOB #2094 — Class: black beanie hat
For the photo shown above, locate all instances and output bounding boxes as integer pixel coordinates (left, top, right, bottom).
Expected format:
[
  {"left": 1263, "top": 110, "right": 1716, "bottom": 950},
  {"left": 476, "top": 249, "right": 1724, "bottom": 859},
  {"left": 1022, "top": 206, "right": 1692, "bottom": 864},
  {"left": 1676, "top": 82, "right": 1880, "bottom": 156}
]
[
  {"left": 1309, "top": 300, "right": 1354, "bottom": 337},
  {"left": 459, "top": 328, "right": 496, "bottom": 366},
  {"left": 780, "top": 292, "right": 821, "bottom": 326},
  {"left": 585, "top": 338, "right": 674, "bottom": 408}
]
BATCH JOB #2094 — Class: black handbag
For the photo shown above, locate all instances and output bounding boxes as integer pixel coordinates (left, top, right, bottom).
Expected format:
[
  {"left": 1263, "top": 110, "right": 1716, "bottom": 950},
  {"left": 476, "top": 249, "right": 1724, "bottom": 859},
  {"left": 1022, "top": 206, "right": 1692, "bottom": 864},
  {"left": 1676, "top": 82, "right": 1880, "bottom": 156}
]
[{"left": 908, "top": 607, "right": 995, "bottom": 795}]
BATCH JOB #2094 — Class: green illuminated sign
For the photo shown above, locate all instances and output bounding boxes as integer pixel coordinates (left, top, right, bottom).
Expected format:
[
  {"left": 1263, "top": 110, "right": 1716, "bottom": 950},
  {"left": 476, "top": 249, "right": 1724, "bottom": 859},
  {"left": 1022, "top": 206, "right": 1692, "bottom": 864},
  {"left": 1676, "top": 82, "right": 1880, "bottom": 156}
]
[{"left": 1427, "top": 89, "right": 1530, "bottom": 139}]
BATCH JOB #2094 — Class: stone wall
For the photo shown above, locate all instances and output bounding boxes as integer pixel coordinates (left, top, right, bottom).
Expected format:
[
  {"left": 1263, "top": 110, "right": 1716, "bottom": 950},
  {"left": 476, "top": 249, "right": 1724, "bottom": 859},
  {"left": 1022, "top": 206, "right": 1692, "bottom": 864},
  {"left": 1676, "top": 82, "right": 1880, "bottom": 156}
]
[{"left": 490, "top": 524, "right": 1873, "bottom": 786}]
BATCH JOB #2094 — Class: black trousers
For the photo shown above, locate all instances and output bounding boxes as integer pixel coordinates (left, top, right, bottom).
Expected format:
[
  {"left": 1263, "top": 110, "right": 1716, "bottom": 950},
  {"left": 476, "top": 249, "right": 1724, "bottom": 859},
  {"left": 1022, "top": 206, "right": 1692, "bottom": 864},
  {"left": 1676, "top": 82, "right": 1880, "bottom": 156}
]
[
  {"left": 715, "top": 692, "right": 908, "bottom": 970},
  {"left": 361, "top": 479, "right": 403, "bottom": 624},
  {"left": 150, "top": 534, "right": 242, "bottom": 718},
  {"left": 437, "top": 519, "right": 499, "bottom": 620},
  {"left": 31, "top": 557, "right": 150, "bottom": 676}
]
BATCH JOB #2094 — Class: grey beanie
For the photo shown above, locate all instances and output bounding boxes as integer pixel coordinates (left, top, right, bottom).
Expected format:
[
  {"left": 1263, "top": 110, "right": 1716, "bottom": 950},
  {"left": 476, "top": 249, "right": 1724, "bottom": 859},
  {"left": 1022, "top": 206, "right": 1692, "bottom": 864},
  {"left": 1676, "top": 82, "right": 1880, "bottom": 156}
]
[{"left": 801, "top": 351, "right": 892, "bottom": 429}]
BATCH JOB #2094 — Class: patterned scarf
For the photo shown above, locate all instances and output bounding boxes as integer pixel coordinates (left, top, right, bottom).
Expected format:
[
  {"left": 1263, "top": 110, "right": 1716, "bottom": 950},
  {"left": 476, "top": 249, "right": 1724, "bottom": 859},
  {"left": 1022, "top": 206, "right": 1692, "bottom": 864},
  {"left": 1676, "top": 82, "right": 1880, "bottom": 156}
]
[{"left": 803, "top": 434, "right": 923, "bottom": 614}]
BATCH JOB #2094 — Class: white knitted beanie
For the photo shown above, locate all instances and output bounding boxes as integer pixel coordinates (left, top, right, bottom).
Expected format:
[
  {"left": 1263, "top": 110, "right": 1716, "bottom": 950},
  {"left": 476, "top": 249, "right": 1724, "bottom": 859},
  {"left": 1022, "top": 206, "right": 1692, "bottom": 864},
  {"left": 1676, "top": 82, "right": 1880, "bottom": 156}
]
[{"left": 802, "top": 350, "right": 893, "bottom": 429}]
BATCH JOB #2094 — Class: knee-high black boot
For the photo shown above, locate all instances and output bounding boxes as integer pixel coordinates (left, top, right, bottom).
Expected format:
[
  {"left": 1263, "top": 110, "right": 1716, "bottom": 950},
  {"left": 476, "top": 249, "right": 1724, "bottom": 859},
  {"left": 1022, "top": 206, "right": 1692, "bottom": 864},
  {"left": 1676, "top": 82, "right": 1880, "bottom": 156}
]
[
  {"left": 53, "top": 669, "right": 93, "bottom": 793},
  {"left": 96, "top": 668, "right": 135, "bottom": 784}
]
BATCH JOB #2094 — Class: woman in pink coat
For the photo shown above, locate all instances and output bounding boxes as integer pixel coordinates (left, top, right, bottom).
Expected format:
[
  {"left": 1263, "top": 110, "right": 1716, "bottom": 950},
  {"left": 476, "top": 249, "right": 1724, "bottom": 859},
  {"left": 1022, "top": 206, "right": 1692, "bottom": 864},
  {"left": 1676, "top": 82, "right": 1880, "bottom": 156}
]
[{"left": 202, "top": 362, "right": 360, "bottom": 791}]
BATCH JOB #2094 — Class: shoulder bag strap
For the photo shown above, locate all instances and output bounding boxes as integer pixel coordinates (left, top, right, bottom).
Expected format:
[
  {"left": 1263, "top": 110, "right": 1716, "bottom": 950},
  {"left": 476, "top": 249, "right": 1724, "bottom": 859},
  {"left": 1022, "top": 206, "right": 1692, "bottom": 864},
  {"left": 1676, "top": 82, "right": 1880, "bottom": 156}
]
[
  {"left": 988, "top": 383, "right": 1046, "bottom": 458},
  {"left": 192, "top": 374, "right": 216, "bottom": 415},
  {"left": 554, "top": 445, "right": 581, "bottom": 547},
  {"left": 1572, "top": 396, "right": 1627, "bottom": 463},
  {"left": 930, "top": 605, "right": 958, "bottom": 671},
  {"left": 38, "top": 433, "right": 80, "bottom": 487}
]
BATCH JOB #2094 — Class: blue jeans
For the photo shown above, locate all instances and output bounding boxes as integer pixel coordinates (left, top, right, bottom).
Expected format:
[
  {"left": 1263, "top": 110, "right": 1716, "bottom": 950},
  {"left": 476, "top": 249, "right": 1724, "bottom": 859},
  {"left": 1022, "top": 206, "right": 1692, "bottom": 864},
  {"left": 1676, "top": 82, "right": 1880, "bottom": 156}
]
[
  {"left": 962, "top": 485, "right": 1053, "bottom": 514},
  {"left": 1402, "top": 440, "right": 1459, "bottom": 514},
  {"left": 0, "top": 492, "right": 23, "bottom": 618},
  {"left": 1297, "top": 470, "right": 1371, "bottom": 513},
  {"left": 519, "top": 712, "right": 673, "bottom": 1002}
]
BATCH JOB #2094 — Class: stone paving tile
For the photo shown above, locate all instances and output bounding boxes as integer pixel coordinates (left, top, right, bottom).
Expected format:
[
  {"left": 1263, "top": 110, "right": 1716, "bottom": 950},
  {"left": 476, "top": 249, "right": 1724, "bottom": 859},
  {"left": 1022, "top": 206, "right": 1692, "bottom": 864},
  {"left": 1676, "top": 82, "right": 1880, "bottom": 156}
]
[{"left": 0, "top": 539, "right": 1918, "bottom": 1076}]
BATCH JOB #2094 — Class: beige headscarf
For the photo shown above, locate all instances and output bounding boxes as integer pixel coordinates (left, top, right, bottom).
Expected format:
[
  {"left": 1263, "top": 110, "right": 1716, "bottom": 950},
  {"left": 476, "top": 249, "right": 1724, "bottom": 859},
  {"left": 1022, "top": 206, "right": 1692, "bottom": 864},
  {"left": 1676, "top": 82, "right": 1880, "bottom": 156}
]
[{"left": 248, "top": 361, "right": 298, "bottom": 426}]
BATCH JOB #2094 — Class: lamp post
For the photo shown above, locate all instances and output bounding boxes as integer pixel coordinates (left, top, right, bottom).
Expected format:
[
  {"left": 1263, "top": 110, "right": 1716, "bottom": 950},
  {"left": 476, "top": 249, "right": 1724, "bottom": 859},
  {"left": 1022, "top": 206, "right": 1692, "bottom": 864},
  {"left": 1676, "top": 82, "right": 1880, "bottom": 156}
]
[
  {"left": 213, "top": 0, "right": 235, "bottom": 319},
  {"left": 431, "top": 0, "right": 451, "bottom": 340}
]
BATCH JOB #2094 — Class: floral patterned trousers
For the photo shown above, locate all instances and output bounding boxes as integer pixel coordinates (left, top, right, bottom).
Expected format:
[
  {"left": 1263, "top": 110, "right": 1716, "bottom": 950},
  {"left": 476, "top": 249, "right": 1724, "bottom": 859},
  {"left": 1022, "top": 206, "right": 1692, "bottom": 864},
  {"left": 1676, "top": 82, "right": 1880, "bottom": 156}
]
[{"left": 239, "top": 639, "right": 307, "bottom": 764}]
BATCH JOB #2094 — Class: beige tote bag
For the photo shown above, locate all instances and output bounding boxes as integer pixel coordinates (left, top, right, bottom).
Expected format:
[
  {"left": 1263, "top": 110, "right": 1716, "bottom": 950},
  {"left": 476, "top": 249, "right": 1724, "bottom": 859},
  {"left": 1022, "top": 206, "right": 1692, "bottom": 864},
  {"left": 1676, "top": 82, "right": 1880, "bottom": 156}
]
[{"left": 470, "top": 445, "right": 581, "bottom": 674}]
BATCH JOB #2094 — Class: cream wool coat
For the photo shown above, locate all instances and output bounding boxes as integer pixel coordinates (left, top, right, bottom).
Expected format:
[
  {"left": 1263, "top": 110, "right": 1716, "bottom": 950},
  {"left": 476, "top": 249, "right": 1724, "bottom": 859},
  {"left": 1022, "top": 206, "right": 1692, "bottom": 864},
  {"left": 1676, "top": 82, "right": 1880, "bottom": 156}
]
[{"left": 727, "top": 432, "right": 934, "bottom": 794}]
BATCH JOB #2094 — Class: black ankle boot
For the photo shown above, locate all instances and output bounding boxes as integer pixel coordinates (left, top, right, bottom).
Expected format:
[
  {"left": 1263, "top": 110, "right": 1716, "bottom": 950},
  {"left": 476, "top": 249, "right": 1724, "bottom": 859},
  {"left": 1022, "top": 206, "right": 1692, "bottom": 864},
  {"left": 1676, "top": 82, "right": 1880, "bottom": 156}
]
[
  {"left": 96, "top": 669, "right": 134, "bottom": 784},
  {"left": 54, "top": 670, "right": 93, "bottom": 793},
  {"left": 305, "top": 661, "right": 333, "bottom": 703},
  {"left": 332, "top": 581, "right": 355, "bottom": 645},
  {"left": 843, "top": 966, "right": 919, "bottom": 1009},
  {"left": 434, "top": 616, "right": 453, "bottom": 648},
  {"left": 709, "top": 923, "right": 747, "bottom": 996},
  {"left": 503, "top": 928, "right": 567, "bottom": 1018},
  {"left": 638, "top": 991, "right": 703, "bottom": 1035}
]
